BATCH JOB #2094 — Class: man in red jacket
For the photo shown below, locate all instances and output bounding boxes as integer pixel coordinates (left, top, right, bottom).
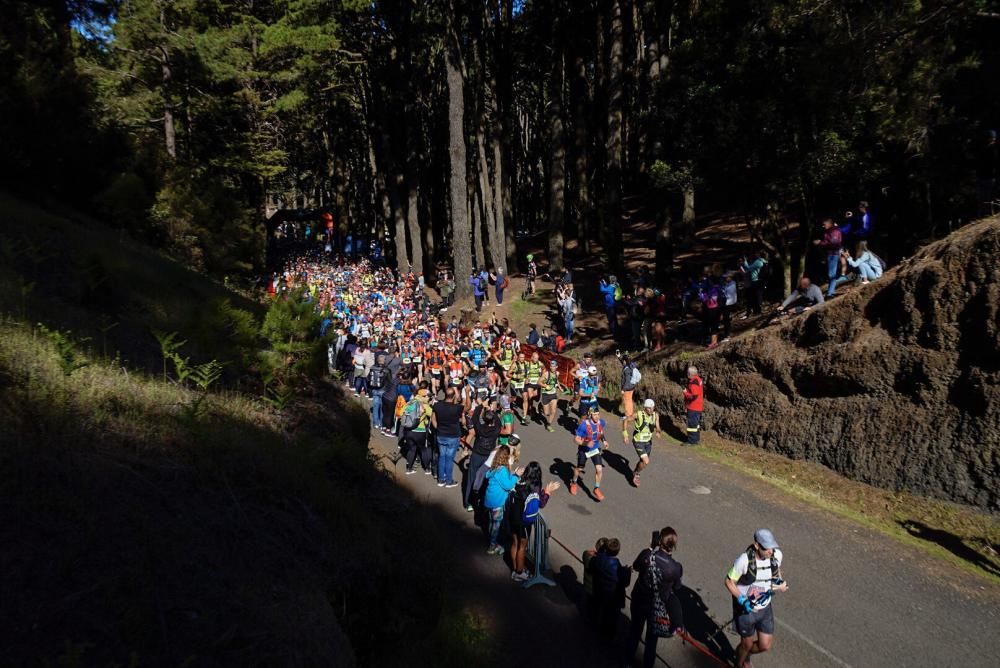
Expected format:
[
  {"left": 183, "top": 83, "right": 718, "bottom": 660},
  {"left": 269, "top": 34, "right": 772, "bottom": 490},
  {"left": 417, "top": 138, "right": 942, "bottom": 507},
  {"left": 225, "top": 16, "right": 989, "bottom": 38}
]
[
  {"left": 813, "top": 218, "right": 843, "bottom": 297},
  {"left": 683, "top": 365, "right": 704, "bottom": 445}
]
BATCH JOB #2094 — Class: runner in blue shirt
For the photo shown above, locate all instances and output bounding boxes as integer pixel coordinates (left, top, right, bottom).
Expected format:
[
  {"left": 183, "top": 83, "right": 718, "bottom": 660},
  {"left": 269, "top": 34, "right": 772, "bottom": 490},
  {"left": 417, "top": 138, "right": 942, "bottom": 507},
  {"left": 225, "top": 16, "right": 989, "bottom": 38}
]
[{"left": 571, "top": 407, "right": 608, "bottom": 502}]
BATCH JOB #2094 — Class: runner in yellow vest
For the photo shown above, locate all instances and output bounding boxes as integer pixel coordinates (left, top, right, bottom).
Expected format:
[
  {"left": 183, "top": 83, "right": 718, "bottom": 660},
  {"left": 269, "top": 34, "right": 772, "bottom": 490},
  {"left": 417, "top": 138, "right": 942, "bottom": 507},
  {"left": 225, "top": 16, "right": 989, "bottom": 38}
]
[
  {"left": 522, "top": 351, "right": 543, "bottom": 426},
  {"left": 540, "top": 359, "right": 561, "bottom": 433},
  {"left": 629, "top": 398, "right": 661, "bottom": 488}
]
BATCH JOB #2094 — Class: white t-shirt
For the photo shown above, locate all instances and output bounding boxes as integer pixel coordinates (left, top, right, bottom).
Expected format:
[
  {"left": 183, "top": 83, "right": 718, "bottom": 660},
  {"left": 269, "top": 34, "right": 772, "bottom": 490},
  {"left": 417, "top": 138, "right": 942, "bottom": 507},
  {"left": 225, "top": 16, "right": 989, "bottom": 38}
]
[{"left": 727, "top": 548, "right": 783, "bottom": 610}]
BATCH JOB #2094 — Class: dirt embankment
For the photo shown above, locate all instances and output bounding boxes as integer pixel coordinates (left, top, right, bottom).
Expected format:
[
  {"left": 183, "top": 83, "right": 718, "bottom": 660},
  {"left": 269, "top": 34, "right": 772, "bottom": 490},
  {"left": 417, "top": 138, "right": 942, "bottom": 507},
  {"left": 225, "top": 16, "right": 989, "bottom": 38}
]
[{"left": 658, "top": 217, "right": 1000, "bottom": 509}]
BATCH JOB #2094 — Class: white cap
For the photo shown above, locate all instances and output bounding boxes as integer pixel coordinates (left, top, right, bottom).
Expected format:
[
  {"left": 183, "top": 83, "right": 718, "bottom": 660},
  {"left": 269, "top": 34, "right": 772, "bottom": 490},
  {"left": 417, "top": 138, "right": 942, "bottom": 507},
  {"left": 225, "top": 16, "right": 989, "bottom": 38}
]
[
  {"left": 643, "top": 398, "right": 655, "bottom": 409},
  {"left": 588, "top": 365, "right": 598, "bottom": 374}
]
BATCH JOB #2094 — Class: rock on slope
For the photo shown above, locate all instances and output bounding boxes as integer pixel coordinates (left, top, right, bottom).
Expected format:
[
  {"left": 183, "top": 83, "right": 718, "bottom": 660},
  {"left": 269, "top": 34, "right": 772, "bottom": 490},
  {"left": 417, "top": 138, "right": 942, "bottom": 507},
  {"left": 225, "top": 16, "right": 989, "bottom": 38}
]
[{"left": 671, "top": 217, "right": 1000, "bottom": 509}]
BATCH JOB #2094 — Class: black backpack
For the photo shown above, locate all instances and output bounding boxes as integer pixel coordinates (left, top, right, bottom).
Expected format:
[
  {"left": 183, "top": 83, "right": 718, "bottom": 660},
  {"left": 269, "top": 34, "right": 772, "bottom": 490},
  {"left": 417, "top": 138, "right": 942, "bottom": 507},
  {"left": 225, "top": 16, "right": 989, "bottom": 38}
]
[{"left": 367, "top": 365, "right": 388, "bottom": 390}]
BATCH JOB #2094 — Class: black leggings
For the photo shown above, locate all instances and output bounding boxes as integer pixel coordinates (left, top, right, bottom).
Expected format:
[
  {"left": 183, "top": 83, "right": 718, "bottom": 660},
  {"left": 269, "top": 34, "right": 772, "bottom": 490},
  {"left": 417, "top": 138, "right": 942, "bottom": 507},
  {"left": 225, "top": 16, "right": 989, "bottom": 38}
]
[
  {"left": 404, "top": 430, "right": 431, "bottom": 471},
  {"left": 622, "top": 594, "right": 684, "bottom": 668}
]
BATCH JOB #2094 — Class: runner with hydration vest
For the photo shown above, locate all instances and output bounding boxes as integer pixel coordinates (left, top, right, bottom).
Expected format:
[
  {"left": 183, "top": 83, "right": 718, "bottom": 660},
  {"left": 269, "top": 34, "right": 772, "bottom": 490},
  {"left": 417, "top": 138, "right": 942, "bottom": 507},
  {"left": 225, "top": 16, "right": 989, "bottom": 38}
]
[
  {"left": 572, "top": 406, "right": 609, "bottom": 501},
  {"left": 725, "top": 529, "right": 789, "bottom": 668},
  {"left": 627, "top": 398, "right": 661, "bottom": 488}
]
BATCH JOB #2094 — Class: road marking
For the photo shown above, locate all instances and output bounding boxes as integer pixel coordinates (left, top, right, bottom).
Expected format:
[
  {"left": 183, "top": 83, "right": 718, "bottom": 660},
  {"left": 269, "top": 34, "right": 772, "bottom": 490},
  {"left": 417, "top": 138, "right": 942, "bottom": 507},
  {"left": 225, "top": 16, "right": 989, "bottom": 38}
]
[
  {"left": 689, "top": 485, "right": 712, "bottom": 494},
  {"left": 776, "top": 617, "right": 853, "bottom": 667}
]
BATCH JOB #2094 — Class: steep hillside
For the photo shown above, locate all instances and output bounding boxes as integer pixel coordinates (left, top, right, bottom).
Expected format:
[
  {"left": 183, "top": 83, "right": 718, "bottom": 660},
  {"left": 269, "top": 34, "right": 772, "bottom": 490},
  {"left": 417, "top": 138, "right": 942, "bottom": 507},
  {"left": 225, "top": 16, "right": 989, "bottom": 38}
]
[
  {"left": 660, "top": 217, "right": 1000, "bottom": 508},
  {"left": 0, "top": 197, "right": 479, "bottom": 666}
]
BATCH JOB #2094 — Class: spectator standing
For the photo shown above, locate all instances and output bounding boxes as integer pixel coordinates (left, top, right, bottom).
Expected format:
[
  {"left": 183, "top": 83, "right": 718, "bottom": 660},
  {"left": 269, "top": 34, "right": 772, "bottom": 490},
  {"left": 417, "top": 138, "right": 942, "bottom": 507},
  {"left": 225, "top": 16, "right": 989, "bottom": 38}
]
[
  {"left": 618, "top": 352, "right": 639, "bottom": 439},
  {"left": 463, "top": 407, "right": 500, "bottom": 512},
  {"left": 401, "top": 386, "right": 434, "bottom": 475},
  {"left": 470, "top": 271, "right": 486, "bottom": 312},
  {"left": 590, "top": 537, "right": 630, "bottom": 640},
  {"left": 493, "top": 268, "right": 509, "bottom": 305},
  {"left": 432, "top": 387, "right": 465, "bottom": 488},
  {"left": 683, "top": 365, "right": 703, "bottom": 445},
  {"left": 483, "top": 446, "right": 523, "bottom": 555},
  {"left": 600, "top": 276, "right": 620, "bottom": 337},
  {"left": 813, "top": 218, "right": 844, "bottom": 297},
  {"left": 366, "top": 354, "right": 391, "bottom": 430},
  {"left": 621, "top": 527, "right": 685, "bottom": 668},
  {"left": 721, "top": 272, "right": 738, "bottom": 340},
  {"left": 739, "top": 251, "right": 768, "bottom": 318},
  {"left": 507, "top": 461, "right": 559, "bottom": 581}
]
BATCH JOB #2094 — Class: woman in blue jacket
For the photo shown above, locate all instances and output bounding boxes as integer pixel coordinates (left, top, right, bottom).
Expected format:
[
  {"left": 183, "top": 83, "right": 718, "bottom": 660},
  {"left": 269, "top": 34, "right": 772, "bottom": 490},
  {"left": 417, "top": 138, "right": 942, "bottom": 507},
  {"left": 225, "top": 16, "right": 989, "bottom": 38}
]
[{"left": 484, "top": 446, "right": 524, "bottom": 555}]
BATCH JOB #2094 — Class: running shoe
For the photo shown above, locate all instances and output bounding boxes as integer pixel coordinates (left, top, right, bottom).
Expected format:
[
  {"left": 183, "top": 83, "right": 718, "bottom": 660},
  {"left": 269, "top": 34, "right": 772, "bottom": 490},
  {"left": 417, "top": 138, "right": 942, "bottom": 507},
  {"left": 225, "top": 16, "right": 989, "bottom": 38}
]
[
  {"left": 545, "top": 425, "right": 555, "bottom": 433},
  {"left": 437, "top": 482, "right": 445, "bottom": 487},
  {"left": 405, "top": 469, "right": 416, "bottom": 475},
  {"left": 445, "top": 482, "right": 459, "bottom": 488},
  {"left": 464, "top": 504, "right": 474, "bottom": 512},
  {"left": 569, "top": 482, "right": 578, "bottom": 496},
  {"left": 512, "top": 570, "right": 530, "bottom": 582},
  {"left": 594, "top": 488, "right": 605, "bottom": 502},
  {"left": 424, "top": 469, "right": 432, "bottom": 475}
]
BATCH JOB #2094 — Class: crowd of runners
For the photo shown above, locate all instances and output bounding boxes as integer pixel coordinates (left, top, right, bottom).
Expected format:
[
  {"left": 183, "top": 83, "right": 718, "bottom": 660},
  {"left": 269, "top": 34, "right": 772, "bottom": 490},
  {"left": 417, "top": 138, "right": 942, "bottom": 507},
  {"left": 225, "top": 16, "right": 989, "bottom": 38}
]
[{"left": 269, "top": 247, "right": 790, "bottom": 668}]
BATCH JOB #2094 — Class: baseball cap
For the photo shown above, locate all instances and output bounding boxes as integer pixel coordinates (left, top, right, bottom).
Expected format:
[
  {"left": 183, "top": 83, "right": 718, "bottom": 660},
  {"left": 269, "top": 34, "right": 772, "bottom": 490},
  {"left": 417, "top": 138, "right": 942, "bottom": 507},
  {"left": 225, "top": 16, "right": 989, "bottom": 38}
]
[
  {"left": 499, "top": 395, "right": 510, "bottom": 409},
  {"left": 754, "top": 529, "right": 779, "bottom": 550},
  {"left": 588, "top": 365, "right": 598, "bottom": 374},
  {"left": 643, "top": 398, "right": 655, "bottom": 409},
  {"left": 549, "top": 359, "right": 558, "bottom": 368}
]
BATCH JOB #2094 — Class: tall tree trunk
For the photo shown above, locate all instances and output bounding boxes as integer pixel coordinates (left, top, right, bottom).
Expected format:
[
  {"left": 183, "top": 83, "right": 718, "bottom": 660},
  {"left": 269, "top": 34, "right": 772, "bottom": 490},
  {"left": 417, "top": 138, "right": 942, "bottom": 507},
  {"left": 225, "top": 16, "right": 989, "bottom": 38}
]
[
  {"left": 604, "top": 0, "right": 625, "bottom": 271},
  {"left": 682, "top": 184, "right": 696, "bottom": 234},
  {"left": 490, "top": 130, "right": 508, "bottom": 273},
  {"left": 655, "top": 198, "right": 673, "bottom": 282},
  {"left": 406, "top": 176, "right": 423, "bottom": 276},
  {"left": 571, "top": 17, "right": 592, "bottom": 254},
  {"left": 547, "top": 10, "right": 566, "bottom": 272},
  {"left": 446, "top": 40, "right": 472, "bottom": 297},
  {"left": 390, "top": 171, "right": 408, "bottom": 273}
]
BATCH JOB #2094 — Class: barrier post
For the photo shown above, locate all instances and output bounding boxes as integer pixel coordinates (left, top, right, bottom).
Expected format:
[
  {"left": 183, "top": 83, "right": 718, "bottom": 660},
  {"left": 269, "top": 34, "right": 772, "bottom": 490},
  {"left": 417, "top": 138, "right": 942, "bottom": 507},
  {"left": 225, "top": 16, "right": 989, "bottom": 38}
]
[{"left": 522, "top": 512, "right": 557, "bottom": 588}]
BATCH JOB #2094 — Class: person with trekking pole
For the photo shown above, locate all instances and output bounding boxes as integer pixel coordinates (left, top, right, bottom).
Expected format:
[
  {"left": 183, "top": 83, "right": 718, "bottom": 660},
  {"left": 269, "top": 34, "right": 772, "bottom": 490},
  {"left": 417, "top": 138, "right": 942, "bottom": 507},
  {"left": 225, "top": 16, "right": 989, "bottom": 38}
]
[
  {"left": 725, "top": 529, "right": 789, "bottom": 668},
  {"left": 621, "top": 527, "right": 684, "bottom": 668}
]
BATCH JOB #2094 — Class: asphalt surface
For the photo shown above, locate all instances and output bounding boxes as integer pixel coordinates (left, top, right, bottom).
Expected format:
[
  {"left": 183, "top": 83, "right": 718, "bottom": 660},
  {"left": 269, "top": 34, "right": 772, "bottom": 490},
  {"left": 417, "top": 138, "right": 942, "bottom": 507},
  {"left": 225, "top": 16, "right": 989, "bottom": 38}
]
[{"left": 368, "top": 399, "right": 1000, "bottom": 668}]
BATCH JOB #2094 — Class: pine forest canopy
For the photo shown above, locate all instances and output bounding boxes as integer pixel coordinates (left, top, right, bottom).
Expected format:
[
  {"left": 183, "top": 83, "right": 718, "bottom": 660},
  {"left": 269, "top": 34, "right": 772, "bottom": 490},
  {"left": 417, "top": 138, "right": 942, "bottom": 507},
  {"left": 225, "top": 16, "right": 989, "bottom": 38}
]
[{"left": 2, "top": 1, "right": 999, "bottom": 293}]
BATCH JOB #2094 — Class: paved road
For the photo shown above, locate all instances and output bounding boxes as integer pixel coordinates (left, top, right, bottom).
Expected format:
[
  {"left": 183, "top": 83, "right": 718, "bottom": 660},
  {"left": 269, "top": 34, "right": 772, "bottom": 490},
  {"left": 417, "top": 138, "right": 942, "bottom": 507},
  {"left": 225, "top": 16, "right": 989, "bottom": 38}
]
[{"left": 368, "top": 402, "right": 1000, "bottom": 667}]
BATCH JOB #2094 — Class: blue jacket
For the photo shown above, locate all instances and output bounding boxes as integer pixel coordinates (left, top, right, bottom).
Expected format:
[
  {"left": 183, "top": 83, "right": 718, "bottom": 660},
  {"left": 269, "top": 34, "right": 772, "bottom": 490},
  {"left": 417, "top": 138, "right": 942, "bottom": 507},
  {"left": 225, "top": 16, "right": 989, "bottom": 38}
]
[
  {"left": 470, "top": 276, "right": 485, "bottom": 297},
  {"left": 484, "top": 467, "right": 519, "bottom": 509},
  {"left": 600, "top": 282, "right": 617, "bottom": 308}
]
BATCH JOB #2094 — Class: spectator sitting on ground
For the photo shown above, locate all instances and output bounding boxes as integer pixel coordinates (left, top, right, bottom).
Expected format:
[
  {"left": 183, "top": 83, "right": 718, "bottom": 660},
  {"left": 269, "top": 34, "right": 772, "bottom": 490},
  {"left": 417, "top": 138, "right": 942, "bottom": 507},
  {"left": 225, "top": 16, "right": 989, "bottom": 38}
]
[
  {"left": 777, "top": 277, "right": 825, "bottom": 315},
  {"left": 526, "top": 322, "right": 540, "bottom": 346},
  {"left": 843, "top": 240, "right": 883, "bottom": 285}
]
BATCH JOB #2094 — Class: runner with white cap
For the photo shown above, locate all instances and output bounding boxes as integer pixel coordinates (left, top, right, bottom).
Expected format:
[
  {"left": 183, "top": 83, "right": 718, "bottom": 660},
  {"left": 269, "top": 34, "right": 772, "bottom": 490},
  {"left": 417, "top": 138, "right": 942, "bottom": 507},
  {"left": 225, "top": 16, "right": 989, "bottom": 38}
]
[
  {"left": 627, "top": 398, "right": 661, "bottom": 487},
  {"left": 725, "top": 528, "right": 790, "bottom": 668}
]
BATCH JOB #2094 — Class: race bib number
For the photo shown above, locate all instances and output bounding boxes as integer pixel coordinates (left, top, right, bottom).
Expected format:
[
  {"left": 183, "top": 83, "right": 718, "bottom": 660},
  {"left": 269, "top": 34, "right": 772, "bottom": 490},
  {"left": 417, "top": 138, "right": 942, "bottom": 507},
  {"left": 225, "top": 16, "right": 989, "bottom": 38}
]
[{"left": 584, "top": 448, "right": 600, "bottom": 459}]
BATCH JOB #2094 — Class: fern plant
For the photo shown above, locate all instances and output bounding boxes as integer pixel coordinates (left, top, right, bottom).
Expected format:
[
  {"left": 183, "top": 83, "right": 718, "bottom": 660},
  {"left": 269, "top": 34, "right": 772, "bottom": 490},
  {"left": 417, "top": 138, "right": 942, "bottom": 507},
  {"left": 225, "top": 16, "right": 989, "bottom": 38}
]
[{"left": 37, "top": 324, "right": 90, "bottom": 376}]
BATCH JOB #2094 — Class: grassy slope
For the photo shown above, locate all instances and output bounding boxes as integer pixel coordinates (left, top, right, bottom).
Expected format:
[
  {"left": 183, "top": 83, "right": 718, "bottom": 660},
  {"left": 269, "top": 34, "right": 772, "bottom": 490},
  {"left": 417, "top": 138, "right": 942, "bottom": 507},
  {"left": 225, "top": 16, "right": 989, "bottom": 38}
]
[{"left": 0, "top": 196, "right": 495, "bottom": 666}]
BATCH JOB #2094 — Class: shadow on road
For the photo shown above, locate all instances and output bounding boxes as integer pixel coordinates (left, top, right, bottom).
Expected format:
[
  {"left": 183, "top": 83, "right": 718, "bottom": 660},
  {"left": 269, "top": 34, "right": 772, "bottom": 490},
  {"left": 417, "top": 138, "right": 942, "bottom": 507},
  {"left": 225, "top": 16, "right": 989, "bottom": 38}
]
[{"left": 675, "top": 585, "right": 738, "bottom": 664}]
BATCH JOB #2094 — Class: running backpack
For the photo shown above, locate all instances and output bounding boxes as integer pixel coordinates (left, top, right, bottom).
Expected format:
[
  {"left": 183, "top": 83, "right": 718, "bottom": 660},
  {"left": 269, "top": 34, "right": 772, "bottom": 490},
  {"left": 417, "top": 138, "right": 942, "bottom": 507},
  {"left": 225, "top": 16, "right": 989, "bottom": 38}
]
[
  {"left": 582, "top": 419, "right": 604, "bottom": 444},
  {"left": 736, "top": 545, "right": 780, "bottom": 586},
  {"left": 630, "top": 367, "right": 642, "bottom": 386},
  {"left": 501, "top": 275, "right": 510, "bottom": 290},
  {"left": 400, "top": 401, "right": 420, "bottom": 429},
  {"left": 367, "top": 365, "right": 388, "bottom": 390},
  {"left": 613, "top": 285, "right": 623, "bottom": 301}
]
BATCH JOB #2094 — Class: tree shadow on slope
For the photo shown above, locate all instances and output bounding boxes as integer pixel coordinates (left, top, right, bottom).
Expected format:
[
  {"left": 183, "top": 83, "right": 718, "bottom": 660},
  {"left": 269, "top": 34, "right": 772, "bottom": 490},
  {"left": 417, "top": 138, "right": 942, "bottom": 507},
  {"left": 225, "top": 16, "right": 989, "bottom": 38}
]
[{"left": 899, "top": 521, "right": 1000, "bottom": 578}]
